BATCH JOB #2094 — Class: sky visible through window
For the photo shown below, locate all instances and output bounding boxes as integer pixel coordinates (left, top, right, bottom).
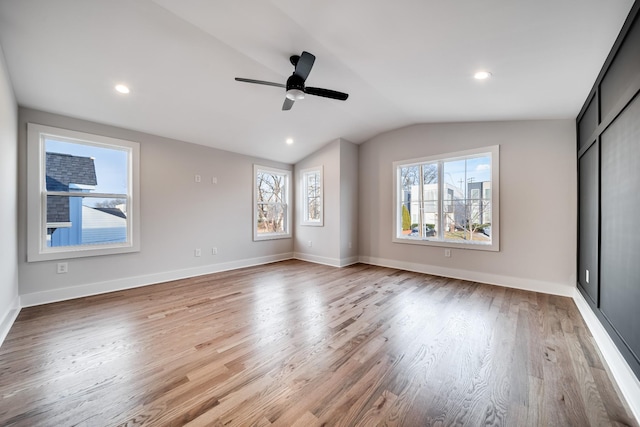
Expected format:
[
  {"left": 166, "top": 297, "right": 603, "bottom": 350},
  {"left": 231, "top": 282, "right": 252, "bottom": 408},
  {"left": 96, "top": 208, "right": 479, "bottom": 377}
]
[
  {"left": 46, "top": 138, "right": 128, "bottom": 207},
  {"left": 443, "top": 156, "right": 491, "bottom": 192}
]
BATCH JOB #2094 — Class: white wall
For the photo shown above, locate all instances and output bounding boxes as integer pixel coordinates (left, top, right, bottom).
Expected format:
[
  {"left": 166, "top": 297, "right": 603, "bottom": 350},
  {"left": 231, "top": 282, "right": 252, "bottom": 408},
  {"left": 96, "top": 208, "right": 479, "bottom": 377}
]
[
  {"left": 17, "top": 108, "right": 294, "bottom": 305},
  {"left": 0, "top": 43, "right": 19, "bottom": 343},
  {"left": 294, "top": 138, "right": 359, "bottom": 266},
  {"left": 358, "top": 120, "right": 577, "bottom": 296}
]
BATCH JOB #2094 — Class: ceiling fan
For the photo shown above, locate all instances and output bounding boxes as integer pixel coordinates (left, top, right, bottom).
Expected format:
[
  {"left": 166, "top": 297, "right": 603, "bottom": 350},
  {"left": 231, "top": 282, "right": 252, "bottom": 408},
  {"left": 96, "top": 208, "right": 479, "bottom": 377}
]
[{"left": 235, "top": 51, "right": 349, "bottom": 111}]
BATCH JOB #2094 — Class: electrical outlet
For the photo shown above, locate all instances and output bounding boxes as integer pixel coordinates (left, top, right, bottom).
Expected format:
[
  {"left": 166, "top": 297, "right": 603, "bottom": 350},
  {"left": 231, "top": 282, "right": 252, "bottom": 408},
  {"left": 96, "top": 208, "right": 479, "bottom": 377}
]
[
  {"left": 195, "top": 248, "right": 201, "bottom": 257},
  {"left": 57, "top": 262, "right": 68, "bottom": 274},
  {"left": 308, "top": 240, "right": 312, "bottom": 248},
  {"left": 194, "top": 174, "right": 201, "bottom": 183},
  {"left": 444, "top": 249, "right": 451, "bottom": 258},
  {"left": 212, "top": 176, "right": 217, "bottom": 184},
  {"left": 212, "top": 247, "right": 218, "bottom": 255}
]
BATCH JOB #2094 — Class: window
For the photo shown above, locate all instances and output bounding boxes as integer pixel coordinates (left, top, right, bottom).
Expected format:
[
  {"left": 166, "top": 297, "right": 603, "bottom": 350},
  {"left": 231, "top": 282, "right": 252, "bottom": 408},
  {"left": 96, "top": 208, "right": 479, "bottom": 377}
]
[
  {"left": 27, "top": 123, "right": 140, "bottom": 261},
  {"left": 253, "top": 165, "right": 291, "bottom": 240},
  {"left": 300, "top": 166, "right": 323, "bottom": 226},
  {"left": 393, "top": 145, "right": 499, "bottom": 251}
]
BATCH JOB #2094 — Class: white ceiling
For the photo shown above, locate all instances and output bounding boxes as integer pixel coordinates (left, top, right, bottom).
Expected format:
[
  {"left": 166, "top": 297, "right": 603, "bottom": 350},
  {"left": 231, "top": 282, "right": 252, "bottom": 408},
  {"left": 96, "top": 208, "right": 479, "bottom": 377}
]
[{"left": 0, "top": 0, "right": 635, "bottom": 163}]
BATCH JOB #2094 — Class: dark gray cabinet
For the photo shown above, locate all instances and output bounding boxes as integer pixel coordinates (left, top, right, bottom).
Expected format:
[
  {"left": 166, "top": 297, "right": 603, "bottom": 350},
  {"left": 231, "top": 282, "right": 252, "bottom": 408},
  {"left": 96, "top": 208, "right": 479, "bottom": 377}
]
[{"left": 577, "top": 1, "right": 640, "bottom": 380}]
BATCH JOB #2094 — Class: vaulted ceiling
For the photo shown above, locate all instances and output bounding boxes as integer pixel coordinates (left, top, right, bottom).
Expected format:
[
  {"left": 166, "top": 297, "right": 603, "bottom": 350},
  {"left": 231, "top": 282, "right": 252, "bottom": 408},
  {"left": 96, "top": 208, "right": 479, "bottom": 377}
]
[{"left": 0, "top": 0, "right": 634, "bottom": 163}]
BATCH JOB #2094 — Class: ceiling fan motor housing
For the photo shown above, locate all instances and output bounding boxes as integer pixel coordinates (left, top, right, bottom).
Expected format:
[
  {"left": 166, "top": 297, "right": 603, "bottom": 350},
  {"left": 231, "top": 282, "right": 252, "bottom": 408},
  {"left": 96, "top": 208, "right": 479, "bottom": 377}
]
[{"left": 286, "top": 74, "right": 305, "bottom": 100}]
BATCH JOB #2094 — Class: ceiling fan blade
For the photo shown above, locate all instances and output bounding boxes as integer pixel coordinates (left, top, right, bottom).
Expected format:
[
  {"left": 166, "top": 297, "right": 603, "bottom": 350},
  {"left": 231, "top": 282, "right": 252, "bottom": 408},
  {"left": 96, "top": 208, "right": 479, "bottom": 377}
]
[
  {"left": 305, "top": 87, "right": 349, "bottom": 101},
  {"left": 235, "top": 77, "right": 285, "bottom": 88},
  {"left": 282, "top": 97, "right": 294, "bottom": 111},
  {"left": 293, "top": 51, "right": 315, "bottom": 81}
]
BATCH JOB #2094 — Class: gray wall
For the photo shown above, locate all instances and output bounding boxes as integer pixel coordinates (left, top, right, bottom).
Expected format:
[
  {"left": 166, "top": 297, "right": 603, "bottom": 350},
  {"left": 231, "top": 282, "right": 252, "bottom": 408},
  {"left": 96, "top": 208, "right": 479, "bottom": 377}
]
[
  {"left": 293, "top": 138, "right": 358, "bottom": 266},
  {"left": 17, "top": 108, "right": 293, "bottom": 304},
  {"left": 339, "top": 139, "right": 358, "bottom": 261},
  {"left": 0, "top": 43, "right": 19, "bottom": 338},
  {"left": 358, "top": 120, "right": 577, "bottom": 295}
]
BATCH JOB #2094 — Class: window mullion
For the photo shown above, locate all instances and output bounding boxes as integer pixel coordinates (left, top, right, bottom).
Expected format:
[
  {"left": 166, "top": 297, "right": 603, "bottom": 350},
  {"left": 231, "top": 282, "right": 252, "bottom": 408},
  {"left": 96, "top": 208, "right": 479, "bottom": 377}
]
[
  {"left": 419, "top": 164, "right": 424, "bottom": 238},
  {"left": 438, "top": 160, "right": 444, "bottom": 240},
  {"left": 45, "top": 191, "right": 128, "bottom": 199}
]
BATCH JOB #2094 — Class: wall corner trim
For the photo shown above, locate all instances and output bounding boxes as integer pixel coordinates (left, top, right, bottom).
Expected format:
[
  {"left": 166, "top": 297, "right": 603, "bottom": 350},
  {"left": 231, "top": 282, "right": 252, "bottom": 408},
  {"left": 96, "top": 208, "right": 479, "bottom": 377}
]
[
  {"left": 572, "top": 288, "right": 640, "bottom": 421},
  {"left": 0, "top": 295, "right": 21, "bottom": 348}
]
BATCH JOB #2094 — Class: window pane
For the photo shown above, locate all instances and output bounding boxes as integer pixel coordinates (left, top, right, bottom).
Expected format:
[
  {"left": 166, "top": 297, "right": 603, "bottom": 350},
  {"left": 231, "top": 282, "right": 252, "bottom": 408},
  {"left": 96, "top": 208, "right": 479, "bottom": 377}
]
[
  {"left": 45, "top": 138, "right": 129, "bottom": 194},
  {"left": 254, "top": 165, "right": 291, "bottom": 240},
  {"left": 400, "top": 165, "right": 419, "bottom": 192},
  {"left": 400, "top": 201, "right": 413, "bottom": 235},
  {"left": 46, "top": 196, "right": 128, "bottom": 247},
  {"left": 256, "top": 203, "right": 286, "bottom": 234},
  {"left": 399, "top": 166, "right": 419, "bottom": 236},
  {"left": 443, "top": 155, "right": 491, "bottom": 243},
  {"left": 305, "top": 170, "right": 322, "bottom": 222},
  {"left": 257, "top": 171, "right": 286, "bottom": 203}
]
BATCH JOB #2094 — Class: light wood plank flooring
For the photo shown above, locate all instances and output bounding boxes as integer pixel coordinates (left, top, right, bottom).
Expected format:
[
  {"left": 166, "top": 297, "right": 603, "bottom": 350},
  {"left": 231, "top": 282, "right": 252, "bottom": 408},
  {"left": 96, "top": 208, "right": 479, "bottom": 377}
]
[{"left": 0, "top": 260, "right": 637, "bottom": 426}]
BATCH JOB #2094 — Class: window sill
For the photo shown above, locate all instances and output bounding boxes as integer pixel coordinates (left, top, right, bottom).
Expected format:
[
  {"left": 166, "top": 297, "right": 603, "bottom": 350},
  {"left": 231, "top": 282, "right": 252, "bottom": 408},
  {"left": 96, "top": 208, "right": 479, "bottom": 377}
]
[
  {"left": 392, "top": 236, "right": 499, "bottom": 252},
  {"left": 254, "top": 233, "right": 292, "bottom": 242}
]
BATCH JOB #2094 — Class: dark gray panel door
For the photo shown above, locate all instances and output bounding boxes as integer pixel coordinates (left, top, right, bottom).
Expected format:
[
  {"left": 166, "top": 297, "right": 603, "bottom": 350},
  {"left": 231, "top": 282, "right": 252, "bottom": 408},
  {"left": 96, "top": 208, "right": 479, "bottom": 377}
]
[
  {"left": 600, "top": 93, "right": 640, "bottom": 364},
  {"left": 578, "top": 142, "right": 599, "bottom": 304}
]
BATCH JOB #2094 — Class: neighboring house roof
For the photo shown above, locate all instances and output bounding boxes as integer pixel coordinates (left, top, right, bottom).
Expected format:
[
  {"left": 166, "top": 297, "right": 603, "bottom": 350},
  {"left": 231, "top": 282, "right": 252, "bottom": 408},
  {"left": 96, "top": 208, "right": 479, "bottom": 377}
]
[
  {"left": 46, "top": 152, "right": 97, "bottom": 224},
  {"left": 93, "top": 207, "right": 126, "bottom": 219}
]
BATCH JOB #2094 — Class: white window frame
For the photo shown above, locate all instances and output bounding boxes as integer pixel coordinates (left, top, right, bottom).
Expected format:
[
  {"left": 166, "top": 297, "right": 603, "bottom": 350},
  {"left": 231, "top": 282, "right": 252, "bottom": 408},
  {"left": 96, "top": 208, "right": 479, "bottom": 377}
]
[
  {"left": 300, "top": 166, "right": 323, "bottom": 226},
  {"left": 27, "top": 123, "right": 141, "bottom": 262},
  {"left": 392, "top": 145, "right": 499, "bottom": 251},
  {"left": 253, "top": 164, "right": 292, "bottom": 241}
]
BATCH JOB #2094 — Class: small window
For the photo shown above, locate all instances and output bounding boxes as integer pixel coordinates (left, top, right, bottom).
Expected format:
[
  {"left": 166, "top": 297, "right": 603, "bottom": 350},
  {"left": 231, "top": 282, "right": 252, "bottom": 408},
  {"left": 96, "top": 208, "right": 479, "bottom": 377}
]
[
  {"left": 253, "top": 165, "right": 292, "bottom": 241},
  {"left": 300, "top": 166, "right": 323, "bottom": 226},
  {"left": 393, "top": 145, "right": 499, "bottom": 251},
  {"left": 27, "top": 123, "right": 140, "bottom": 261}
]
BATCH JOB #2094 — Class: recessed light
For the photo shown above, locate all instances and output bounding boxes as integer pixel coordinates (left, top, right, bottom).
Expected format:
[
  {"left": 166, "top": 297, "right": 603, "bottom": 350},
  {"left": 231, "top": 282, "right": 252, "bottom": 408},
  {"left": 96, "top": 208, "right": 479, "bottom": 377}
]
[
  {"left": 286, "top": 138, "right": 294, "bottom": 145},
  {"left": 474, "top": 71, "right": 492, "bottom": 80},
  {"left": 115, "top": 84, "right": 130, "bottom": 94}
]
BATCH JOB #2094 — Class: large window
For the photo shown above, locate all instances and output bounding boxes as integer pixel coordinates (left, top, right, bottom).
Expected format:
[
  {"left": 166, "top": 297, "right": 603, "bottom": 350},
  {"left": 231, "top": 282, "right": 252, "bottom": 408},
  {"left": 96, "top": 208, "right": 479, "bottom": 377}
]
[
  {"left": 253, "top": 165, "right": 291, "bottom": 240},
  {"left": 27, "top": 123, "right": 140, "bottom": 261},
  {"left": 393, "top": 145, "right": 499, "bottom": 251},
  {"left": 300, "top": 166, "right": 323, "bottom": 226}
]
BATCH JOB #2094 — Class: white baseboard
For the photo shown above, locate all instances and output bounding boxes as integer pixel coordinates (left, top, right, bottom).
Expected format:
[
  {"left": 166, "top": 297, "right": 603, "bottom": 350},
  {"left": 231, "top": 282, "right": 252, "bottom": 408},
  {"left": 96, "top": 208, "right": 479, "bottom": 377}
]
[
  {"left": 573, "top": 289, "right": 640, "bottom": 421},
  {"left": 293, "top": 252, "right": 358, "bottom": 268},
  {"left": 358, "top": 256, "right": 575, "bottom": 297},
  {"left": 0, "top": 295, "right": 21, "bottom": 347},
  {"left": 20, "top": 252, "right": 294, "bottom": 307}
]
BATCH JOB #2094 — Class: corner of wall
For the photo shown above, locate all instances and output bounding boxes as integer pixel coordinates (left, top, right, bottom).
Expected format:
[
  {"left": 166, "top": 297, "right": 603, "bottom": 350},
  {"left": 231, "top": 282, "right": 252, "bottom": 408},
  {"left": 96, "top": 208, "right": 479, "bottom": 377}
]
[
  {"left": 0, "top": 39, "right": 20, "bottom": 349},
  {"left": 0, "top": 296, "right": 20, "bottom": 347}
]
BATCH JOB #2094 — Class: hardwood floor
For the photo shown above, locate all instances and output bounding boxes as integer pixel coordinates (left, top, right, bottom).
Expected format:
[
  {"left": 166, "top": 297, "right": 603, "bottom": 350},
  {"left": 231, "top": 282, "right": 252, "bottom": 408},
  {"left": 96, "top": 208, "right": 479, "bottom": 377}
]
[{"left": 0, "top": 260, "right": 637, "bottom": 426}]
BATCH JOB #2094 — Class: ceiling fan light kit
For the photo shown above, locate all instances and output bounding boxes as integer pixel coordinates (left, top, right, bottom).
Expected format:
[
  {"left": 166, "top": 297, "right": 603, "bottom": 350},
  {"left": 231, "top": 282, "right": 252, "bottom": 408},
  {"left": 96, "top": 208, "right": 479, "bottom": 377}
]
[
  {"left": 286, "top": 89, "right": 305, "bottom": 101},
  {"left": 235, "top": 51, "right": 348, "bottom": 110}
]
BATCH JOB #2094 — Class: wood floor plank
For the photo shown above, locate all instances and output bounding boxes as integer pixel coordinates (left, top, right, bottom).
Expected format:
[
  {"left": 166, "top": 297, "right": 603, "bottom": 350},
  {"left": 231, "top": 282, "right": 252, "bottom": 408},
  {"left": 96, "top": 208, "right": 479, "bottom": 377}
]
[{"left": 0, "top": 260, "right": 637, "bottom": 426}]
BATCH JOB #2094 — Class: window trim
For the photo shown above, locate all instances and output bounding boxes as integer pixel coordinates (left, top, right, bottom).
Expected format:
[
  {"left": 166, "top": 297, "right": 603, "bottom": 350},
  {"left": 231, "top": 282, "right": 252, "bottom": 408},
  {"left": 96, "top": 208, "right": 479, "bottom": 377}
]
[
  {"left": 300, "top": 166, "right": 324, "bottom": 227},
  {"left": 27, "top": 123, "right": 141, "bottom": 262},
  {"left": 392, "top": 145, "right": 499, "bottom": 252},
  {"left": 253, "top": 164, "right": 292, "bottom": 241}
]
